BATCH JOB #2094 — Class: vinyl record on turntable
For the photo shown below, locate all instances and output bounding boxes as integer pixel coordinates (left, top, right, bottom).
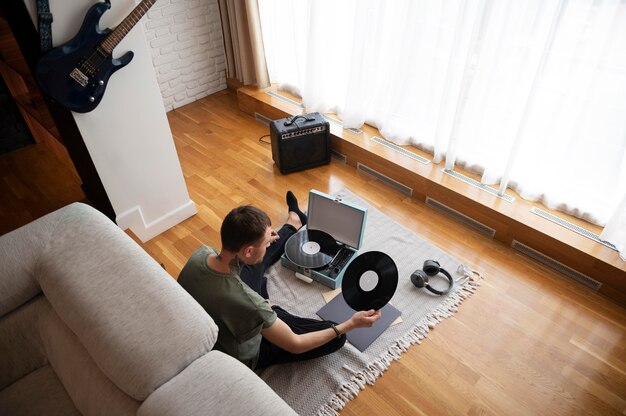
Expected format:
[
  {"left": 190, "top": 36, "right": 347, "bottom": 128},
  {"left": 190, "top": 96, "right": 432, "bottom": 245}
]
[
  {"left": 341, "top": 251, "right": 398, "bottom": 311},
  {"left": 285, "top": 228, "right": 339, "bottom": 269}
]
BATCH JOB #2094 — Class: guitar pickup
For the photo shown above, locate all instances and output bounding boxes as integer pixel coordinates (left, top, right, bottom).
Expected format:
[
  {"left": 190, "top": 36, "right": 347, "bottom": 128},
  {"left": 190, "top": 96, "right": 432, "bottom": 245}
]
[{"left": 70, "top": 68, "right": 88, "bottom": 87}]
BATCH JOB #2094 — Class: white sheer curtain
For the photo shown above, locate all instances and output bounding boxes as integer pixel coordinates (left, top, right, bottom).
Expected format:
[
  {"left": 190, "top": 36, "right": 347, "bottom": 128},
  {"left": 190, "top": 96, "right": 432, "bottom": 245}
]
[
  {"left": 602, "top": 194, "right": 626, "bottom": 260},
  {"left": 259, "top": 0, "right": 626, "bottom": 257}
]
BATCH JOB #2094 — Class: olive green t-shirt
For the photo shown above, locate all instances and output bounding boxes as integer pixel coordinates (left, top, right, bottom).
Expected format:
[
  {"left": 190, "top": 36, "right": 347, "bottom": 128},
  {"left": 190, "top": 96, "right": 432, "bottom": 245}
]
[{"left": 177, "top": 246, "right": 277, "bottom": 369}]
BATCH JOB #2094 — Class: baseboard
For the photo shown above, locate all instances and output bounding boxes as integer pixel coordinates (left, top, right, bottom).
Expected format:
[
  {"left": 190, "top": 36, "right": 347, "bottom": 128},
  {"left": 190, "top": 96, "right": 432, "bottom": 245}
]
[
  {"left": 116, "top": 200, "right": 197, "bottom": 242},
  {"left": 236, "top": 85, "right": 626, "bottom": 306}
]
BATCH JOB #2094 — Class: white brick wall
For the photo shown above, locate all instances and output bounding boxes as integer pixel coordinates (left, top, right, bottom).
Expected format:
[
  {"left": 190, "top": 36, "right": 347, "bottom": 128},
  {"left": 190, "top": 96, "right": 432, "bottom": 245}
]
[{"left": 143, "top": 0, "right": 227, "bottom": 111}]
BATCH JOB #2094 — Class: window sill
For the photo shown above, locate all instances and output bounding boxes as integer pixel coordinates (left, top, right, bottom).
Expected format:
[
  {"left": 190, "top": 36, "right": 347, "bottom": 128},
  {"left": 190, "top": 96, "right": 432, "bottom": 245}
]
[{"left": 237, "top": 84, "right": 626, "bottom": 306}]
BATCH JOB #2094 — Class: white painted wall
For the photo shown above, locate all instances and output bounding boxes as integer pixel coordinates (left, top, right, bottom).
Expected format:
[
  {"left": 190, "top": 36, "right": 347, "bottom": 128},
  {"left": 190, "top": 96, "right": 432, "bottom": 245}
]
[
  {"left": 143, "top": 0, "right": 227, "bottom": 111},
  {"left": 24, "top": 0, "right": 196, "bottom": 241}
]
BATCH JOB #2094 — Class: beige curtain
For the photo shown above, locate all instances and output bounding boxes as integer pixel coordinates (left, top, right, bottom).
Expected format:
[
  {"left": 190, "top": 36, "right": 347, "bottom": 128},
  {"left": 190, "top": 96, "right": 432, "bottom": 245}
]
[{"left": 218, "top": 0, "right": 270, "bottom": 88}]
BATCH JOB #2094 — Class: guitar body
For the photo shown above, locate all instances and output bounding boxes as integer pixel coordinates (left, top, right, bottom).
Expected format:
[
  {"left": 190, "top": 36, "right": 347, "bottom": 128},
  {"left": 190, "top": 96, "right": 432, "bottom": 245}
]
[{"left": 35, "top": 2, "right": 134, "bottom": 113}]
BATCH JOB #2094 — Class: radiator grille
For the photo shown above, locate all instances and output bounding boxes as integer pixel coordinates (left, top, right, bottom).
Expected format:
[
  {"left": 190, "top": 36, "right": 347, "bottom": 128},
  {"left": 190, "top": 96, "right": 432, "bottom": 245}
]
[
  {"left": 330, "top": 149, "right": 347, "bottom": 163},
  {"left": 511, "top": 240, "right": 602, "bottom": 290},
  {"left": 266, "top": 91, "right": 305, "bottom": 108},
  {"left": 426, "top": 197, "right": 496, "bottom": 237},
  {"left": 442, "top": 169, "right": 515, "bottom": 203},
  {"left": 254, "top": 112, "right": 272, "bottom": 125},
  {"left": 530, "top": 207, "right": 618, "bottom": 251},
  {"left": 371, "top": 136, "right": 430, "bottom": 165},
  {"left": 356, "top": 163, "right": 413, "bottom": 196}
]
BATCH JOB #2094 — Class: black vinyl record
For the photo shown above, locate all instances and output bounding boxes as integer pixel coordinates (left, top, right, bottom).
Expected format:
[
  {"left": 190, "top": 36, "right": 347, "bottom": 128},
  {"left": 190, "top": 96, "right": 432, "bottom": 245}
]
[
  {"left": 284, "top": 228, "right": 339, "bottom": 269},
  {"left": 341, "top": 251, "right": 398, "bottom": 311}
]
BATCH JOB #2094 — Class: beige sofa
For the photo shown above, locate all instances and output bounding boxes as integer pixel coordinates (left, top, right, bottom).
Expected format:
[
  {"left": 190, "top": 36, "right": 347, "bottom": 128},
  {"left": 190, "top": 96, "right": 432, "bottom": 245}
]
[{"left": 0, "top": 203, "right": 296, "bottom": 415}]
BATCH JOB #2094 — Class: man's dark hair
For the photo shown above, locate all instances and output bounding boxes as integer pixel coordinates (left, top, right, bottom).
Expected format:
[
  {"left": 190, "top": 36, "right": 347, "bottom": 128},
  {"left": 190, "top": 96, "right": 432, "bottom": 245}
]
[{"left": 221, "top": 205, "right": 272, "bottom": 252}]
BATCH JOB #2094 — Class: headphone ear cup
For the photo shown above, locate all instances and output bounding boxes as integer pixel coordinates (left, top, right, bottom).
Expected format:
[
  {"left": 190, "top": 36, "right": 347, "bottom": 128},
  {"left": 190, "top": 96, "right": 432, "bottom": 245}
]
[
  {"left": 410, "top": 270, "right": 428, "bottom": 288},
  {"left": 423, "top": 259, "right": 440, "bottom": 276}
]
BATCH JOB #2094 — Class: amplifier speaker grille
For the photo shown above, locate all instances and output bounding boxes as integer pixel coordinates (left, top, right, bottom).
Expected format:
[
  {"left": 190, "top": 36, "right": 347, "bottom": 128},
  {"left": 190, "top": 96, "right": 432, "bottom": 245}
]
[{"left": 270, "top": 113, "right": 330, "bottom": 174}]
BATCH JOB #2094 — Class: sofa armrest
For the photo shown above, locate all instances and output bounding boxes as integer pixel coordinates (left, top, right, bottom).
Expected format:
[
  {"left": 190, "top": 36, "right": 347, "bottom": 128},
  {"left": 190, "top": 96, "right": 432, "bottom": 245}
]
[
  {"left": 17, "top": 203, "right": 218, "bottom": 400},
  {"left": 137, "top": 351, "right": 297, "bottom": 416},
  {"left": 0, "top": 208, "right": 64, "bottom": 317}
]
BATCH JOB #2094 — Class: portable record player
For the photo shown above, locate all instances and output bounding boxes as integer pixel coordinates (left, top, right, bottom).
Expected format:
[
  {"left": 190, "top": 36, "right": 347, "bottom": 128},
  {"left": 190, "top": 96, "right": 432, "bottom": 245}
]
[{"left": 281, "top": 190, "right": 368, "bottom": 289}]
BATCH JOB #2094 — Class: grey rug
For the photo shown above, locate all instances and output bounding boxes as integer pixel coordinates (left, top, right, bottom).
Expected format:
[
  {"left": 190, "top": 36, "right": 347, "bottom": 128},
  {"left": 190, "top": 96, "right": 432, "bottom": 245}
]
[{"left": 259, "top": 189, "right": 482, "bottom": 416}]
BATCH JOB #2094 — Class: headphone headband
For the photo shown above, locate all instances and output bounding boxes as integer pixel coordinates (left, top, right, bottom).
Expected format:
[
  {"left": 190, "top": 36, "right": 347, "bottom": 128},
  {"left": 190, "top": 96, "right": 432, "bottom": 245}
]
[{"left": 410, "top": 260, "right": 454, "bottom": 296}]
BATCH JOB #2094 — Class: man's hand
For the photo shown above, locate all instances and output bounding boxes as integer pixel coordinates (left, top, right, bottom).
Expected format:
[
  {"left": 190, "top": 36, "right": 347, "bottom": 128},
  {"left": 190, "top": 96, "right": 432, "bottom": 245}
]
[
  {"left": 335, "top": 310, "right": 382, "bottom": 335},
  {"left": 349, "top": 309, "right": 382, "bottom": 329},
  {"left": 337, "top": 309, "right": 380, "bottom": 333},
  {"left": 269, "top": 229, "right": 280, "bottom": 245}
]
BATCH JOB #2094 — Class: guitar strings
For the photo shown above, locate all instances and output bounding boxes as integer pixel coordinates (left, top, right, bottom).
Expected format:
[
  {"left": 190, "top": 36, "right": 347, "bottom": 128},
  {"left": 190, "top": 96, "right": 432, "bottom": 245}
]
[
  {"left": 81, "top": 48, "right": 107, "bottom": 77},
  {"left": 78, "top": 1, "right": 152, "bottom": 78}
]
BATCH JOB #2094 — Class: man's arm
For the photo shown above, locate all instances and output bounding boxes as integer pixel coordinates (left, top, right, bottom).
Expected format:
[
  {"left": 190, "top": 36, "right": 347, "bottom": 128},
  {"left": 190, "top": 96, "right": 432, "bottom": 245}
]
[{"left": 260, "top": 310, "right": 381, "bottom": 354}]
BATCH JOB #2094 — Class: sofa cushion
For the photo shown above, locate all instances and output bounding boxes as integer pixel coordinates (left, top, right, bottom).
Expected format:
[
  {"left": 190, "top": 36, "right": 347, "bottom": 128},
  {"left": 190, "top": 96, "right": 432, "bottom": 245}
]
[
  {"left": 0, "top": 365, "right": 81, "bottom": 416},
  {"left": 0, "top": 296, "right": 48, "bottom": 390},
  {"left": 137, "top": 351, "right": 298, "bottom": 416},
  {"left": 40, "top": 304, "right": 140, "bottom": 416},
  {"left": 0, "top": 208, "right": 58, "bottom": 317},
  {"left": 33, "top": 203, "right": 218, "bottom": 400}
]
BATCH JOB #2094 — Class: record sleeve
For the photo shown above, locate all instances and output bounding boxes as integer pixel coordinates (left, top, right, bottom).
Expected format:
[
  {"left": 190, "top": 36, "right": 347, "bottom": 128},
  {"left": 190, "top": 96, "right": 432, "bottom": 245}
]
[{"left": 317, "top": 294, "right": 401, "bottom": 352}]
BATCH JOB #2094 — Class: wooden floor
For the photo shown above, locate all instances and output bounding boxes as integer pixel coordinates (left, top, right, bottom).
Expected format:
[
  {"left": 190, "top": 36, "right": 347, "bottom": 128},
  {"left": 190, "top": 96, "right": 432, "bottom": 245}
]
[
  {"left": 0, "top": 136, "right": 85, "bottom": 235},
  {"left": 2, "top": 89, "right": 626, "bottom": 416}
]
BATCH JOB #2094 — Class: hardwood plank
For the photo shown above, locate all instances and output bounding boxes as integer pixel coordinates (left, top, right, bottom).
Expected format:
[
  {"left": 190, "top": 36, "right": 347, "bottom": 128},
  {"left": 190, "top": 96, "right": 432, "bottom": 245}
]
[
  {"left": 237, "top": 85, "right": 626, "bottom": 305},
  {"left": 1, "top": 89, "right": 625, "bottom": 416}
]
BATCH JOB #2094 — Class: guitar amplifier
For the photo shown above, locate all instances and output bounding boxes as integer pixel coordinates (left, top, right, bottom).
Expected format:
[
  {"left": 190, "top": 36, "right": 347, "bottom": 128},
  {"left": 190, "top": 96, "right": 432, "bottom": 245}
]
[{"left": 270, "top": 112, "right": 330, "bottom": 174}]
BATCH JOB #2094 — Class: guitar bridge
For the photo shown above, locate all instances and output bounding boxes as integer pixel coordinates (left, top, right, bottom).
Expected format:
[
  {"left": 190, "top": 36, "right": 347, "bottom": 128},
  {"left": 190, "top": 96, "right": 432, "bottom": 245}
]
[{"left": 70, "top": 68, "right": 88, "bottom": 87}]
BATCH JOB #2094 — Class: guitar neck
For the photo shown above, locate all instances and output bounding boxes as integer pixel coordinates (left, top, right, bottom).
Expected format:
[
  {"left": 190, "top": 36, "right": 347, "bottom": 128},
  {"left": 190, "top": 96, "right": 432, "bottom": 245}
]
[{"left": 101, "top": 0, "right": 157, "bottom": 54}]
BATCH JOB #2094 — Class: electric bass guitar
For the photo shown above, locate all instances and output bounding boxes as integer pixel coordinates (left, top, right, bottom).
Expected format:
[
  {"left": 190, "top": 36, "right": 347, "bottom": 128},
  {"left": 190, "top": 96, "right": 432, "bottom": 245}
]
[{"left": 35, "top": 0, "right": 157, "bottom": 113}]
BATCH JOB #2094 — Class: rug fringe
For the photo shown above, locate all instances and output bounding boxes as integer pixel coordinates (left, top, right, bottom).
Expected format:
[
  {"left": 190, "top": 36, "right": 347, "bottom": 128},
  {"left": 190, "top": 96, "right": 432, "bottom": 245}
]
[{"left": 315, "top": 272, "right": 482, "bottom": 416}]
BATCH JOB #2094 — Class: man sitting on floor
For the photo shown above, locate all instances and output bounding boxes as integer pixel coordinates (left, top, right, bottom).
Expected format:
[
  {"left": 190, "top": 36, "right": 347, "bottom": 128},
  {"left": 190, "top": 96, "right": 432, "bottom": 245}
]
[{"left": 178, "top": 191, "right": 381, "bottom": 370}]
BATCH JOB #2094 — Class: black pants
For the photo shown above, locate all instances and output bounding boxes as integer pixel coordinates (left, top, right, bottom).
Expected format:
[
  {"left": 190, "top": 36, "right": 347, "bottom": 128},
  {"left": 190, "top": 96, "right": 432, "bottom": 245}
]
[
  {"left": 239, "top": 224, "right": 346, "bottom": 369},
  {"left": 239, "top": 224, "right": 297, "bottom": 299}
]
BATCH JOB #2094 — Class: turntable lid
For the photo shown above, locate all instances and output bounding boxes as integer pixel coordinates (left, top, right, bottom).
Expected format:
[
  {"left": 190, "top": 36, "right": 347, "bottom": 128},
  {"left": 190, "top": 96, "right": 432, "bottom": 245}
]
[{"left": 306, "top": 190, "right": 367, "bottom": 249}]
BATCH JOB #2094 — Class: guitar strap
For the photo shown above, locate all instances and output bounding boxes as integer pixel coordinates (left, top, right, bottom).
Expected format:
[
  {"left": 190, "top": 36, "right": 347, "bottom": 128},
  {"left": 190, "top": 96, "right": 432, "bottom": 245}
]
[{"left": 36, "top": 0, "right": 53, "bottom": 52}]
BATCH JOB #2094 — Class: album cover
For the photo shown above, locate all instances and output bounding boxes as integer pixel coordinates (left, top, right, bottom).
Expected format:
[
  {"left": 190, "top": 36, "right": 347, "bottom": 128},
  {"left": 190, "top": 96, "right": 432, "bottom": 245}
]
[{"left": 317, "top": 294, "right": 402, "bottom": 352}]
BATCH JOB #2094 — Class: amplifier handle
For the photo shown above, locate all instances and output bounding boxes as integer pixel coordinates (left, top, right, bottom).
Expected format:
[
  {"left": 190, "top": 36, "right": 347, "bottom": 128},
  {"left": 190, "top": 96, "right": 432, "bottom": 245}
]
[{"left": 284, "top": 114, "right": 316, "bottom": 126}]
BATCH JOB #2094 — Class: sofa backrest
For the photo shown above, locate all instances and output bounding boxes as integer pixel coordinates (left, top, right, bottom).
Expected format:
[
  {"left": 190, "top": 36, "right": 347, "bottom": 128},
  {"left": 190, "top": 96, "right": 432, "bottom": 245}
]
[{"left": 0, "top": 203, "right": 219, "bottom": 408}]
